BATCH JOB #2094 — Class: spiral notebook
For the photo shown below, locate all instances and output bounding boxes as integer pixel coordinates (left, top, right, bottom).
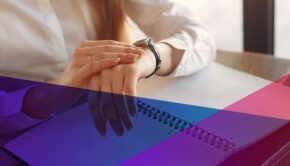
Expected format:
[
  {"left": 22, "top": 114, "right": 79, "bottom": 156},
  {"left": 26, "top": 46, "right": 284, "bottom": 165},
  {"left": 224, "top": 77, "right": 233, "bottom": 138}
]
[
  {"left": 3, "top": 98, "right": 288, "bottom": 165},
  {"left": 121, "top": 100, "right": 288, "bottom": 165}
]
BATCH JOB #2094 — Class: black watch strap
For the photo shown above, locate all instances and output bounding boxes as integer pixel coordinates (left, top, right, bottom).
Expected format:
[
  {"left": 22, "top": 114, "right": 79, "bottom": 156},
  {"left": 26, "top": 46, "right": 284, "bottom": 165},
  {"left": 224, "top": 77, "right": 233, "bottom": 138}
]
[{"left": 133, "top": 38, "right": 161, "bottom": 78}]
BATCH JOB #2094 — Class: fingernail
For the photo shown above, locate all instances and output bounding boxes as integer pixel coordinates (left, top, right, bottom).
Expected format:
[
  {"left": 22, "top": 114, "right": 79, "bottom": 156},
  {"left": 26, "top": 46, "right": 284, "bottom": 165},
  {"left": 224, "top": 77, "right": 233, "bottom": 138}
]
[
  {"left": 108, "top": 58, "right": 120, "bottom": 64},
  {"left": 116, "top": 131, "right": 123, "bottom": 136},
  {"left": 127, "top": 53, "right": 139, "bottom": 58},
  {"left": 130, "top": 113, "right": 136, "bottom": 118},
  {"left": 134, "top": 49, "right": 145, "bottom": 54},
  {"left": 99, "top": 130, "right": 105, "bottom": 136},
  {"left": 127, "top": 123, "right": 133, "bottom": 131},
  {"left": 116, "top": 127, "right": 124, "bottom": 136},
  {"left": 125, "top": 55, "right": 138, "bottom": 61},
  {"left": 132, "top": 111, "right": 136, "bottom": 117},
  {"left": 98, "top": 126, "right": 106, "bottom": 136}
]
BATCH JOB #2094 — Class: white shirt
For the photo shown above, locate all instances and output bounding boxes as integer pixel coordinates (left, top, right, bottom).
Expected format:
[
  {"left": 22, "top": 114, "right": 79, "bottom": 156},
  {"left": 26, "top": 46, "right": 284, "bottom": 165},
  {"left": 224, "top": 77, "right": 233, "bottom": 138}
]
[
  {"left": 0, "top": 0, "right": 215, "bottom": 163},
  {"left": 0, "top": 0, "right": 215, "bottom": 81}
]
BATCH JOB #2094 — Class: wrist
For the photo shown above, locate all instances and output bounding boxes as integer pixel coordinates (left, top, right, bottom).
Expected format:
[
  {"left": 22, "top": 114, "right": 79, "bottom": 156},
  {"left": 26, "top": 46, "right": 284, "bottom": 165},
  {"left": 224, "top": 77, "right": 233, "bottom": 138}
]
[
  {"left": 133, "top": 38, "right": 161, "bottom": 78},
  {"left": 138, "top": 49, "right": 156, "bottom": 78},
  {"left": 22, "top": 81, "right": 86, "bottom": 119}
]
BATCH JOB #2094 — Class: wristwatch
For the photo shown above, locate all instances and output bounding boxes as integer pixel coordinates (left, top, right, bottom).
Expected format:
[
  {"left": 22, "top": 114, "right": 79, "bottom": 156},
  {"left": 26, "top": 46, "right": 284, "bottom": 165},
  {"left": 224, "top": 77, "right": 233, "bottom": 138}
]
[{"left": 133, "top": 38, "right": 161, "bottom": 78}]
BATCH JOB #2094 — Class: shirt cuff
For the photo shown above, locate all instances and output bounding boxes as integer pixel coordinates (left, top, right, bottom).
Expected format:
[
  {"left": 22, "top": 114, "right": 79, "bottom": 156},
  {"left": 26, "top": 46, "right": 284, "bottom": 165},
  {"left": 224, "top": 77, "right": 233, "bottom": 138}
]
[
  {"left": 0, "top": 86, "right": 44, "bottom": 146},
  {"left": 159, "top": 34, "right": 216, "bottom": 77},
  {"left": 0, "top": 86, "right": 33, "bottom": 117}
]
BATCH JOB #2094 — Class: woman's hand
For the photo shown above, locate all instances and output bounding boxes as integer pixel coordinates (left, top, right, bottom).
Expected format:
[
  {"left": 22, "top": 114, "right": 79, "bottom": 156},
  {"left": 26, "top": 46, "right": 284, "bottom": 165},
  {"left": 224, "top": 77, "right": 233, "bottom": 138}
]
[
  {"left": 52, "top": 40, "right": 144, "bottom": 89},
  {"left": 88, "top": 48, "right": 156, "bottom": 136},
  {"left": 22, "top": 40, "right": 144, "bottom": 119}
]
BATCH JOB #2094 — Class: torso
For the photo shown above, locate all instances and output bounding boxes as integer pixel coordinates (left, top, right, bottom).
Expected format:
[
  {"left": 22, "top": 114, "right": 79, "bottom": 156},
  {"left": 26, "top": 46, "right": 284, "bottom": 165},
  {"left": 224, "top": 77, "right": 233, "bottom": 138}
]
[{"left": 0, "top": 0, "right": 96, "bottom": 82}]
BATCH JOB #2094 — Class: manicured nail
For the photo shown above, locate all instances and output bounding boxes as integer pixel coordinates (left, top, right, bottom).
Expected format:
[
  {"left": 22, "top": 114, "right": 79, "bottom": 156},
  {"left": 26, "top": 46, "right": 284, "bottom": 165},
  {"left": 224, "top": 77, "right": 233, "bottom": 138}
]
[
  {"left": 127, "top": 123, "right": 133, "bottom": 131},
  {"left": 116, "top": 127, "right": 124, "bottom": 136},
  {"left": 125, "top": 55, "right": 138, "bottom": 61},
  {"left": 128, "top": 57, "right": 138, "bottom": 61},
  {"left": 139, "top": 48, "right": 145, "bottom": 52},
  {"left": 134, "top": 49, "right": 145, "bottom": 54},
  {"left": 131, "top": 45, "right": 139, "bottom": 48},
  {"left": 131, "top": 111, "right": 136, "bottom": 117},
  {"left": 108, "top": 58, "right": 120, "bottom": 64},
  {"left": 97, "top": 125, "right": 106, "bottom": 136},
  {"left": 116, "top": 131, "right": 123, "bottom": 136},
  {"left": 99, "top": 129, "right": 106, "bottom": 136}
]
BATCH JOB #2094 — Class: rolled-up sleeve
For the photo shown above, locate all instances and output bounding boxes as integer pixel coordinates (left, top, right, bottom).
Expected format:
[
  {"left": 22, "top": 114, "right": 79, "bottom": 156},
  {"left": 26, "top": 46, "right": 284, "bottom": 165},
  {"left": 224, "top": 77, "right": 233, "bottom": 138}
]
[
  {"left": 0, "top": 87, "right": 30, "bottom": 117},
  {"left": 0, "top": 87, "right": 42, "bottom": 146},
  {"left": 125, "top": 0, "right": 216, "bottom": 76}
]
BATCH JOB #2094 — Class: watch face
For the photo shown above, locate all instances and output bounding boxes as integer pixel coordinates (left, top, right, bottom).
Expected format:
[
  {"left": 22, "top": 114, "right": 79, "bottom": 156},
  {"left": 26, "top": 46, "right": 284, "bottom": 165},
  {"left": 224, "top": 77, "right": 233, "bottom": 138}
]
[
  {"left": 133, "top": 37, "right": 161, "bottom": 79},
  {"left": 133, "top": 40, "right": 145, "bottom": 47},
  {"left": 133, "top": 38, "right": 151, "bottom": 47}
]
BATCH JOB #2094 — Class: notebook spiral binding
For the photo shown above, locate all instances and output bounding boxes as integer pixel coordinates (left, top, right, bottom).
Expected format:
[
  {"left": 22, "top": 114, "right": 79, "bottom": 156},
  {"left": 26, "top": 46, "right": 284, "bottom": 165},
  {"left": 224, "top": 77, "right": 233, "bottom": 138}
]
[{"left": 137, "top": 100, "right": 236, "bottom": 152}]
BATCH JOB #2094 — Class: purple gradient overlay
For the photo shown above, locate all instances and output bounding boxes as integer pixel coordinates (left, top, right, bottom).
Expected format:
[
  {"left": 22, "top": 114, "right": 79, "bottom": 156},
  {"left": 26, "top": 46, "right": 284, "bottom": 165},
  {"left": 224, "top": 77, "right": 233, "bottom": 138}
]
[
  {"left": 1, "top": 74, "right": 289, "bottom": 165},
  {"left": 121, "top": 74, "right": 290, "bottom": 165}
]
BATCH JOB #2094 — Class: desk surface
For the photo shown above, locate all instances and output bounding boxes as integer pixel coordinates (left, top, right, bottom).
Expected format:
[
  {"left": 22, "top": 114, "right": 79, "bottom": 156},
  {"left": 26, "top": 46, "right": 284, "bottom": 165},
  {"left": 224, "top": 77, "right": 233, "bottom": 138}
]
[
  {"left": 215, "top": 51, "right": 290, "bottom": 81},
  {"left": 3, "top": 51, "right": 288, "bottom": 165}
]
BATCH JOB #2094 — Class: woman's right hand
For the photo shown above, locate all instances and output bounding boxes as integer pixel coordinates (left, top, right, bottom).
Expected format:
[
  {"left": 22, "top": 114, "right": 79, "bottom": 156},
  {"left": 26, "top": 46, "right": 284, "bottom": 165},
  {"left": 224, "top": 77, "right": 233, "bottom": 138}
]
[{"left": 52, "top": 40, "right": 144, "bottom": 89}]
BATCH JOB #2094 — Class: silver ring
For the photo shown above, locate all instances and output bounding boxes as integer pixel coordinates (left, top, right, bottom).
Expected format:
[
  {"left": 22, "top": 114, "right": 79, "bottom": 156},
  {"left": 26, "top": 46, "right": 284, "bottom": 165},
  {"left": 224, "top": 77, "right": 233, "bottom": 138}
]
[{"left": 89, "top": 51, "right": 94, "bottom": 63}]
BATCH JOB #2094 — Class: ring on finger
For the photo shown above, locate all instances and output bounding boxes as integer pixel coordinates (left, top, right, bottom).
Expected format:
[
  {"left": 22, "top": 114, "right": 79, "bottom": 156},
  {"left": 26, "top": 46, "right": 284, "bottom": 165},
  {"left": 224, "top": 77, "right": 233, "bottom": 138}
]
[{"left": 89, "top": 51, "right": 95, "bottom": 63}]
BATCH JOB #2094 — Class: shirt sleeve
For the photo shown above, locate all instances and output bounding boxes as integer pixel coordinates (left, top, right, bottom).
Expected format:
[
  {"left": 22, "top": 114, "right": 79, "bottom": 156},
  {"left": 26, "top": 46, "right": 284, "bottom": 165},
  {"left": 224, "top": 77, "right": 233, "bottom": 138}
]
[
  {"left": 0, "top": 87, "right": 43, "bottom": 146},
  {"left": 124, "top": 0, "right": 216, "bottom": 77},
  {"left": 0, "top": 86, "right": 31, "bottom": 117}
]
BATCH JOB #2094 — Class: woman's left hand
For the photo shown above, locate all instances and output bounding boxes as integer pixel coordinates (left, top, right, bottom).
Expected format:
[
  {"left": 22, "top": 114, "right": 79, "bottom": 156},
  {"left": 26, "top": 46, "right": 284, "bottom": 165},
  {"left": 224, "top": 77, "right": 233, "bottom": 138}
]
[{"left": 88, "top": 49, "right": 156, "bottom": 136}]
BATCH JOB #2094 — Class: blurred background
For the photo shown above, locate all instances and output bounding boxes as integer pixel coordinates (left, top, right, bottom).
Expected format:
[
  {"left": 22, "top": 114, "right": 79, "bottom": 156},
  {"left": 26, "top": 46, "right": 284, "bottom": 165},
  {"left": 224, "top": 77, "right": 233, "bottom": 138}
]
[{"left": 179, "top": 0, "right": 290, "bottom": 59}]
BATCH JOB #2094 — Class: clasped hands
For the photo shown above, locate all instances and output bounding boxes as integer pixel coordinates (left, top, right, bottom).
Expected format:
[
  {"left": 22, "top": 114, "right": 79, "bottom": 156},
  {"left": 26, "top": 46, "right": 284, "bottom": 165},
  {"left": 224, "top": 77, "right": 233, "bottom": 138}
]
[{"left": 54, "top": 40, "right": 156, "bottom": 136}]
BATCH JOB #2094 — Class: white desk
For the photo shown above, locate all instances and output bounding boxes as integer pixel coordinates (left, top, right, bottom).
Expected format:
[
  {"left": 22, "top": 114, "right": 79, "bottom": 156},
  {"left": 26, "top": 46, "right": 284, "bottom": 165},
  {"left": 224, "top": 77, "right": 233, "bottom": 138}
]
[
  {"left": 138, "top": 63, "right": 270, "bottom": 109},
  {"left": 2, "top": 62, "right": 274, "bottom": 165}
]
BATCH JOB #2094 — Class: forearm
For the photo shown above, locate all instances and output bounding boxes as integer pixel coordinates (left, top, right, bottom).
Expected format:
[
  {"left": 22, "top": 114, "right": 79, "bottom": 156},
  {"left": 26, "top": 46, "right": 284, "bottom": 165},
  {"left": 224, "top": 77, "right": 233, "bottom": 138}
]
[
  {"left": 155, "top": 43, "right": 183, "bottom": 76},
  {"left": 141, "top": 42, "right": 183, "bottom": 77},
  {"left": 21, "top": 83, "right": 86, "bottom": 119}
]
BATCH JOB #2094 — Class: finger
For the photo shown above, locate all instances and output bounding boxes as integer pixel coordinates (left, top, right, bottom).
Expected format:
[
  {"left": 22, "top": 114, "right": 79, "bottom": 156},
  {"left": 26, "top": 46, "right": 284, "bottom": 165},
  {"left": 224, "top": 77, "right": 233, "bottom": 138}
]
[
  {"left": 81, "top": 58, "right": 120, "bottom": 78},
  {"left": 111, "top": 70, "right": 133, "bottom": 131},
  {"left": 88, "top": 91, "right": 106, "bottom": 136},
  {"left": 80, "top": 40, "right": 138, "bottom": 48},
  {"left": 74, "top": 46, "right": 143, "bottom": 59},
  {"left": 73, "top": 46, "right": 144, "bottom": 66},
  {"left": 89, "top": 53, "right": 140, "bottom": 64},
  {"left": 90, "top": 45, "right": 144, "bottom": 55},
  {"left": 100, "top": 73, "right": 124, "bottom": 136},
  {"left": 124, "top": 71, "right": 138, "bottom": 117}
]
